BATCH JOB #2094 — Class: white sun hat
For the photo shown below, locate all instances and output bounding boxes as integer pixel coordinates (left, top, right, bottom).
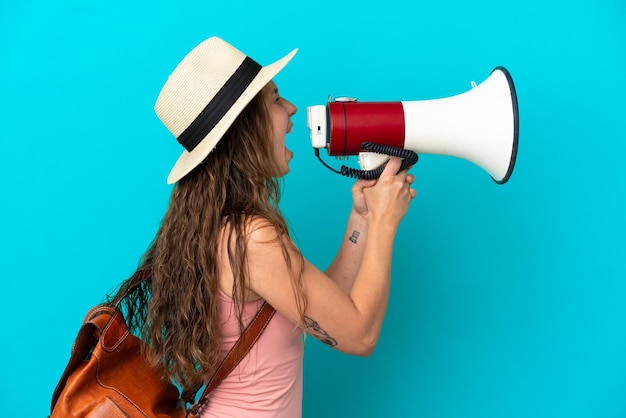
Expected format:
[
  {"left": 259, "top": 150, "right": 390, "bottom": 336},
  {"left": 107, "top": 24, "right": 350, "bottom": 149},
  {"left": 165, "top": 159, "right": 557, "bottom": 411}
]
[{"left": 155, "top": 37, "right": 297, "bottom": 184}]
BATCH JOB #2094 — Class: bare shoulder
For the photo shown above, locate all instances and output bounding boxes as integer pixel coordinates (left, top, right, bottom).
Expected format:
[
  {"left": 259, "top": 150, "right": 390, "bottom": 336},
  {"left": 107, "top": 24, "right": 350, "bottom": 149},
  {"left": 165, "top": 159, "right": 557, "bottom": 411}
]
[
  {"left": 244, "top": 215, "right": 302, "bottom": 288},
  {"left": 245, "top": 215, "right": 295, "bottom": 253},
  {"left": 219, "top": 215, "right": 292, "bottom": 301},
  {"left": 246, "top": 216, "right": 282, "bottom": 242}
]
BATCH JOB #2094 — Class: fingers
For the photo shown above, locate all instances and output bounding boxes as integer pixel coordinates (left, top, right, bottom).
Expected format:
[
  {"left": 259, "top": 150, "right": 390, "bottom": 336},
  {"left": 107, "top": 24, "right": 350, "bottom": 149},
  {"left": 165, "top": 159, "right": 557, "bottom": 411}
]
[
  {"left": 401, "top": 176, "right": 417, "bottom": 200},
  {"left": 380, "top": 157, "right": 403, "bottom": 178},
  {"left": 380, "top": 157, "right": 416, "bottom": 179}
]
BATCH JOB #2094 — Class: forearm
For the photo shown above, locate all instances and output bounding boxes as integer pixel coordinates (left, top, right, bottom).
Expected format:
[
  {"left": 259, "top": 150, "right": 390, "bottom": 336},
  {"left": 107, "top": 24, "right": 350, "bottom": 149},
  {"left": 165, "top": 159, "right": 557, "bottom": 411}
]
[
  {"left": 324, "top": 208, "right": 369, "bottom": 294},
  {"left": 347, "top": 220, "right": 397, "bottom": 352}
]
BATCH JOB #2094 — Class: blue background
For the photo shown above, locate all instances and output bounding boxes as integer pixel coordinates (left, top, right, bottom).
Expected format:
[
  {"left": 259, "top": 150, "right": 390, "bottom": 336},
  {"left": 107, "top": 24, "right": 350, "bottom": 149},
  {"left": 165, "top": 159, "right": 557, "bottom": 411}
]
[{"left": 1, "top": 0, "right": 625, "bottom": 417}]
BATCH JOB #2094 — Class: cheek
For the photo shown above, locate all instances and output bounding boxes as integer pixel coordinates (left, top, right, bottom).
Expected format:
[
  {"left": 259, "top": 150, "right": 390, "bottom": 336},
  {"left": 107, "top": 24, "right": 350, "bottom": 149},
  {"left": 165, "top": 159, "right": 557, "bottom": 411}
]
[{"left": 270, "top": 105, "right": 288, "bottom": 130}]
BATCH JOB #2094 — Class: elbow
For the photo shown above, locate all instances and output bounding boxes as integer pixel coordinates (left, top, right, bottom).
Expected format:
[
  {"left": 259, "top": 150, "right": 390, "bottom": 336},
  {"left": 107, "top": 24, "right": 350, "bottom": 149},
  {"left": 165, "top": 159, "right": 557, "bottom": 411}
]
[
  {"left": 344, "top": 332, "right": 379, "bottom": 357},
  {"left": 358, "top": 335, "right": 378, "bottom": 357},
  {"left": 354, "top": 344, "right": 376, "bottom": 357},
  {"left": 343, "top": 319, "right": 384, "bottom": 356}
]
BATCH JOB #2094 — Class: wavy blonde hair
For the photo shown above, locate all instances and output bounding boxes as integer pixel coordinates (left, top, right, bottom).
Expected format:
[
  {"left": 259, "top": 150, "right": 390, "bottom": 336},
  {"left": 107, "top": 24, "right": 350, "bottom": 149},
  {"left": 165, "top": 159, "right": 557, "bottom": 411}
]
[{"left": 109, "top": 85, "right": 306, "bottom": 391}]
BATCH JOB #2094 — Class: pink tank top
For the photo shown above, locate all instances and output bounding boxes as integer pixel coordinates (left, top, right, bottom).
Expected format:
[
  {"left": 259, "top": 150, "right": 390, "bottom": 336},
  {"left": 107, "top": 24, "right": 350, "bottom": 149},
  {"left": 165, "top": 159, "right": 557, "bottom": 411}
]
[{"left": 199, "top": 289, "right": 304, "bottom": 418}]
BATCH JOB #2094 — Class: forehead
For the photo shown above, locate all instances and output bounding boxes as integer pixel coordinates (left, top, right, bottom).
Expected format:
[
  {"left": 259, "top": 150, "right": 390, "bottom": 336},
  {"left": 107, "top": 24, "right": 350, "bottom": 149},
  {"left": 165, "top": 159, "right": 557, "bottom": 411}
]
[{"left": 265, "top": 80, "right": 278, "bottom": 93}]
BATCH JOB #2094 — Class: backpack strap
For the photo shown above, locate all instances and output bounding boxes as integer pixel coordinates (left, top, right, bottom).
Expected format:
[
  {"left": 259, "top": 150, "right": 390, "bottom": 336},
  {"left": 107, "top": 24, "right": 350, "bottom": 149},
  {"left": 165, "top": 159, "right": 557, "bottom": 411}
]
[{"left": 183, "top": 301, "right": 276, "bottom": 416}]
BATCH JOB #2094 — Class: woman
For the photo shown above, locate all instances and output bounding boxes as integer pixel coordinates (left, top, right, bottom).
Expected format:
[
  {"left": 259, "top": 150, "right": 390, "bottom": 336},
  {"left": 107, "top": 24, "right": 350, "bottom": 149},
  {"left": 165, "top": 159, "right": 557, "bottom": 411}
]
[{"left": 109, "top": 37, "right": 416, "bottom": 417}]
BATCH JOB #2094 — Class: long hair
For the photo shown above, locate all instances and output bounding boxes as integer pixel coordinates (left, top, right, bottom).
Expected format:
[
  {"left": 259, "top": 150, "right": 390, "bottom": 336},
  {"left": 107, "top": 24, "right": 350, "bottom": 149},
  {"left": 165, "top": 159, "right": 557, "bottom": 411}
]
[{"left": 108, "top": 85, "right": 306, "bottom": 390}]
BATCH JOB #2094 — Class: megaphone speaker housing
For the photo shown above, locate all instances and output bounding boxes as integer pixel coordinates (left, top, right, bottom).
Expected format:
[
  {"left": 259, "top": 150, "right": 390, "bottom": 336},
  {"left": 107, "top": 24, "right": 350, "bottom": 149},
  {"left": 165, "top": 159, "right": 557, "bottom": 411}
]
[{"left": 308, "top": 67, "right": 519, "bottom": 184}]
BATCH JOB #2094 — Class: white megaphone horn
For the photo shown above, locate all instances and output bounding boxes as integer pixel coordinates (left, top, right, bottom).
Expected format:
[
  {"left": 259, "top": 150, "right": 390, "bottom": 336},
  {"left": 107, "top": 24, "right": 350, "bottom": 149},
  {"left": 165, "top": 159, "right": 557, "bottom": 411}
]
[{"left": 306, "top": 66, "right": 519, "bottom": 184}]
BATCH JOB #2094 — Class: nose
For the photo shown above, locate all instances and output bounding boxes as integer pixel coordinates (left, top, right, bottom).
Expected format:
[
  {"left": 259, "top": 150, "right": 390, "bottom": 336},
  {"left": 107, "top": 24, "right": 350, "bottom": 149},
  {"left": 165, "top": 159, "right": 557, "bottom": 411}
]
[{"left": 284, "top": 99, "right": 297, "bottom": 116}]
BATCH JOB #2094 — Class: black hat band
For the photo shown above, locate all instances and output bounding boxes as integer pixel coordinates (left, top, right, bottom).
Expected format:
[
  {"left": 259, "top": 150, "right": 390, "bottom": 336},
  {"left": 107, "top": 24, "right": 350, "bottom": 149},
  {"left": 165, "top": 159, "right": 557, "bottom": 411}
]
[{"left": 177, "top": 56, "right": 262, "bottom": 152}]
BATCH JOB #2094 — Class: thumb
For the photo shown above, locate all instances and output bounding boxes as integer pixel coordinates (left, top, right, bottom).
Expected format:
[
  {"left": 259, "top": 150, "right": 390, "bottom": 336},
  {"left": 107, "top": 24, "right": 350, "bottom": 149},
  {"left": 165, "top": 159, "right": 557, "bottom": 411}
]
[
  {"left": 357, "top": 178, "right": 377, "bottom": 189},
  {"left": 352, "top": 178, "right": 377, "bottom": 195}
]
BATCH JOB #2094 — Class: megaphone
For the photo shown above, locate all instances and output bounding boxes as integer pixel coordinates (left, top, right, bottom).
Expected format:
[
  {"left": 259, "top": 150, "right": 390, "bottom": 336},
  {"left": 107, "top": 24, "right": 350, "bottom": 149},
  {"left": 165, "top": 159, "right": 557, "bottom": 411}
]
[{"left": 306, "top": 66, "right": 519, "bottom": 184}]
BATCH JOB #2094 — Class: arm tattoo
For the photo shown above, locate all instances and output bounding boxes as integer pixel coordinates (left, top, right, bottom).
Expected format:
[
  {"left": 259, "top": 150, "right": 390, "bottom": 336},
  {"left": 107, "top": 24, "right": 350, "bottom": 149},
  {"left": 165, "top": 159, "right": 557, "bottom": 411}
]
[
  {"left": 304, "top": 316, "right": 338, "bottom": 347},
  {"left": 348, "top": 230, "right": 360, "bottom": 244}
]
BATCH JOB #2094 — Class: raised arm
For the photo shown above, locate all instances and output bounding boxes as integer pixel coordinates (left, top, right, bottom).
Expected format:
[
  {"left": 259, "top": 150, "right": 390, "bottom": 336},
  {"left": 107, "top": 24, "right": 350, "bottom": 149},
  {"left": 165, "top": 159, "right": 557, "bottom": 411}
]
[
  {"left": 324, "top": 198, "right": 371, "bottom": 295},
  {"left": 247, "top": 157, "right": 416, "bottom": 355},
  {"left": 325, "top": 172, "right": 416, "bottom": 294}
]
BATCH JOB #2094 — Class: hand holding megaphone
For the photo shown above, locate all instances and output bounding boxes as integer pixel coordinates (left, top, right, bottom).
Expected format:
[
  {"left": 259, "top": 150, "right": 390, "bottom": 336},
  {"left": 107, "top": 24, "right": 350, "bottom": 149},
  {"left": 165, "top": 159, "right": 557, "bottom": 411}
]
[
  {"left": 306, "top": 67, "right": 519, "bottom": 184},
  {"left": 361, "top": 156, "right": 416, "bottom": 228}
]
